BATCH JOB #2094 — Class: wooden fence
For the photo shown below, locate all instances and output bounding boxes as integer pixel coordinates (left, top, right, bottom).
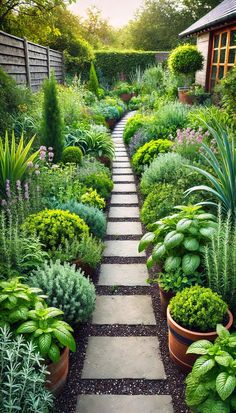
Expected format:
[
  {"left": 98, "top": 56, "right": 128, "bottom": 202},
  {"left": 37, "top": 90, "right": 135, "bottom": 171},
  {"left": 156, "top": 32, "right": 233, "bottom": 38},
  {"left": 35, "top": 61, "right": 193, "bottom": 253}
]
[{"left": 0, "top": 30, "right": 64, "bottom": 90}]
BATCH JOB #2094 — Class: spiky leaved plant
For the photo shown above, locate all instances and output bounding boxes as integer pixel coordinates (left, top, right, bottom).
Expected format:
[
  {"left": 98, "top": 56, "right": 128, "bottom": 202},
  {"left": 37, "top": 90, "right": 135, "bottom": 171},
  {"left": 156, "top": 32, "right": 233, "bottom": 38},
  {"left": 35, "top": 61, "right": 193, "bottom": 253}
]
[{"left": 204, "top": 207, "right": 236, "bottom": 312}]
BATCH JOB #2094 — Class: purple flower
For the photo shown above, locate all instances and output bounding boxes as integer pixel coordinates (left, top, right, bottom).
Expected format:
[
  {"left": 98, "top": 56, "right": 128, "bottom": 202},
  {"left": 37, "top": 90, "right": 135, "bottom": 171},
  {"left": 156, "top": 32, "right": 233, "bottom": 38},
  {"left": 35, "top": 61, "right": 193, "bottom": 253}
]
[
  {"left": 40, "top": 146, "right": 47, "bottom": 151},
  {"left": 6, "top": 180, "right": 11, "bottom": 198},
  {"left": 24, "top": 183, "right": 29, "bottom": 200},
  {"left": 16, "top": 180, "right": 21, "bottom": 191},
  {"left": 48, "top": 151, "right": 54, "bottom": 162},
  {"left": 48, "top": 147, "right": 53, "bottom": 151}
]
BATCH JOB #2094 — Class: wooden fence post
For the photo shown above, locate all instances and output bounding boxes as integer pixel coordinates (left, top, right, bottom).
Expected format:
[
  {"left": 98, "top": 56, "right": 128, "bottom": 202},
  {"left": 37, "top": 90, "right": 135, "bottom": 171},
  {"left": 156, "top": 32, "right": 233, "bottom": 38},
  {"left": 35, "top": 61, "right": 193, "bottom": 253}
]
[
  {"left": 24, "top": 38, "right": 31, "bottom": 88},
  {"left": 47, "top": 46, "right": 50, "bottom": 78}
]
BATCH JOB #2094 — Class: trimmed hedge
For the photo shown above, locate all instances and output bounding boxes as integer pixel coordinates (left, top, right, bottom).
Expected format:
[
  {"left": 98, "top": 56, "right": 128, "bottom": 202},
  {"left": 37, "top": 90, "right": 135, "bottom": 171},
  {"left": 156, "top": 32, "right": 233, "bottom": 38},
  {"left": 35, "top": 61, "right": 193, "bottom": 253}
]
[{"left": 94, "top": 51, "right": 158, "bottom": 84}]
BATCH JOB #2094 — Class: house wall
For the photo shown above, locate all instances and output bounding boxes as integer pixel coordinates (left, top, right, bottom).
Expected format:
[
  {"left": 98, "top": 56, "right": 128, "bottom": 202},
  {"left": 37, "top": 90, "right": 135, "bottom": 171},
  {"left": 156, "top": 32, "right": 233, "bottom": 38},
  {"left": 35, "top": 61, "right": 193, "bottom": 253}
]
[{"left": 196, "top": 32, "right": 210, "bottom": 88}]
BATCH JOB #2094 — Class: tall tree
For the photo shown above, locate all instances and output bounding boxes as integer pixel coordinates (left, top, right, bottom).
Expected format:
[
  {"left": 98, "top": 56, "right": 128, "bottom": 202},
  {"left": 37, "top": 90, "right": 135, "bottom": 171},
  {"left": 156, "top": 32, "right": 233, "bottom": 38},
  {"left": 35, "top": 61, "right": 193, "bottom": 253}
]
[{"left": 181, "top": 0, "right": 222, "bottom": 20}]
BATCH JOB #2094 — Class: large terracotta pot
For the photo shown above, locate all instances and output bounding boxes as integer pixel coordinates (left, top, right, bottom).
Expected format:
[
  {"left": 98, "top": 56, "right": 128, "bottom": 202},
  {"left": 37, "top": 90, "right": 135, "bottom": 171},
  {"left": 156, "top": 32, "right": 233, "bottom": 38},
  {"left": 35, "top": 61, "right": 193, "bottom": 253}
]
[
  {"left": 167, "top": 307, "right": 233, "bottom": 372},
  {"left": 159, "top": 287, "right": 175, "bottom": 317},
  {"left": 106, "top": 118, "right": 116, "bottom": 129},
  {"left": 120, "top": 93, "right": 133, "bottom": 102},
  {"left": 46, "top": 347, "right": 69, "bottom": 394},
  {"left": 178, "top": 87, "right": 194, "bottom": 105}
]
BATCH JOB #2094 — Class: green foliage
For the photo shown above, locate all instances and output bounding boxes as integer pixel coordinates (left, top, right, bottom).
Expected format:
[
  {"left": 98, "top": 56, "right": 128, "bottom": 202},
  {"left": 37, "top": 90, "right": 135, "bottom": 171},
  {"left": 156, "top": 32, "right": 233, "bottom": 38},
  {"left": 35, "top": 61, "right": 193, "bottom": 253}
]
[
  {"left": 217, "top": 66, "right": 236, "bottom": 124},
  {"left": 186, "top": 324, "right": 236, "bottom": 412},
  {"left": 41, "top": 73, "right": 64, "bottom": 162},
  {"left": 186, "top": 122, "right": 236, "bottom": 216},
  {"left": 204, "top": 210, "right": 236, "bottom": 313},
  {"left": 141, "top": 65, "right": 166, "bottom": 94},
  {"left": 29, "top": 260, "right": 96, "bottom": 325},
  {"left": 17, "top": 304, "right": 76, "bottom": 362},
  {"left": 77, "top": 155, "right": 112, "bottom": 178},
  {"left": 0, "top": 131, "right": 38, "bottom": 197},
  {"left": 64, "top": 37, "right": 94, "bottom": 76},
  {"left": 62, "top": 146, "right": 83, "bottom": 165},
  {"left": 65, "top": 127, "right": 114, "bottom": 160},
  {"left": 123, "top": 114, "right": 149, "bottom": 144},
  {"left": 139, "top": 205, "right": 217, "bottom": 276},
  {"left": 0, "top": 327, "right": 53, "bottom": 413},
  {"left": 53, "top": 235, "right": 104, "bottom": 269},
  {"left": 132, "top": 138, "right": 173, "bottom": 175},
  {"left": 22, "top": 209, "right": 89, "bottom": 254},
  {"left": 168, "top": 44, "right": 204, "bottom": 85},
  {"left": 78, "top": 172, "right": 113, "bottom": 201},
  {"left": 88, "top": 62, "right": 99, "bottom": 97},
  {"left": 140, "top": 182, "right": 201, "bottom": 227},
  {"left": 94, "top": 50, "right": 157, "bottom": 85},
  {"left": 169, "top": 286, "right": 227, "bottom": 331},
  {"left": 58, "top": 200, "right": 106, "bottom": 239},
  {"left": 0, "top": 277, "right": 44, "bottom": 327},
  {"left": 81, "top": 188, "right": 106, "bottom": 209},
  {"left": 0, "top": 67, "right": 33, "bottom": 135},
  {"left": 157, "top": 270, "right": 204, "bottom": 294},
  {"left": 140, "top": 153, "right": 190, "bottom": 195},
  {"left": 187, "top": 105, "right": 232, "bottom": 131}
]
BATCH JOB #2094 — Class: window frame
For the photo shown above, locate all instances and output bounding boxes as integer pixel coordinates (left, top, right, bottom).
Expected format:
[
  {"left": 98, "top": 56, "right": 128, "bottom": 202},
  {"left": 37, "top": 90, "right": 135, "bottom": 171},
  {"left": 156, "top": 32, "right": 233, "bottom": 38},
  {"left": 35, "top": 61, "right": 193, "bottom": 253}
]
[{"left": 208, "top": 25, "right": 236, "bottom": 90}]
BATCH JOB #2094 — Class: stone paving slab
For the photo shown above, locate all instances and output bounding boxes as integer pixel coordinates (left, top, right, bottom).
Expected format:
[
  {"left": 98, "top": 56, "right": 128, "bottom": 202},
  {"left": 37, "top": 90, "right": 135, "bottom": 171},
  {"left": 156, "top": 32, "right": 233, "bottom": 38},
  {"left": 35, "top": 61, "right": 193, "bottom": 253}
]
[
  {"left": 109, "top": 206, "right": 139, "bottom": 218},
  {"left": 114, "top": 156, "right": 129, "bottom": 160},
  {"left": 113, "top": 162, "right": 131, "bottom": 168},
  {"left": 111, "top": 193, "right": 138, "bottom": 204},
  {"left": 98, "top": 263, "right": 148, "bottom": 286},
  {"left": 104, "top": 240, "right": 145, "bottom": 257},
  {"left": 112, "top": 138, "right": 123, "bottom": 143},
  {"left": 107, "top": 221, "right": 142, "bottom": 235},
  {"left": 112, "top": 183, "right": 136, "bottom": 192},
  {"left": 113, "top": 175, "right": 134, "bottom": 182},
  {"left": 82, "top": 336, "right": 166, "bottom": 379},
  {"left": 92, "top": 295, "right": 156, "bottom": 325},
  {"left": 112, "top": 168, "right": 133, "bottom": 175},
  {"left": 76, "top": 395, "right": 174, "bottom": 413}
]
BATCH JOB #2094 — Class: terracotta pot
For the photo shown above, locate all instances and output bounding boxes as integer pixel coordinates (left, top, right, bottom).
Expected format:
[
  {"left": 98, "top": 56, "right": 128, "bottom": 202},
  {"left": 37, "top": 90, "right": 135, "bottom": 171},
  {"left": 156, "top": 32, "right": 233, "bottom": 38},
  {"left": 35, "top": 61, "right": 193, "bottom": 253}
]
[
  {"left": 120, "top": 93, "right": 133, "bottom": 102},
  {"left": 178, "top": 87, "right": 194, "bottom": 105},
  {"left": 106, "top": 118, "right": 116, "bottom": 129},
  {"left": 167, "top": 307, "right": 233, "bottom": 372},
  {"left": 46, "top": 347, "right": 69, "bottom": 394},
  {"left": 159, "top": 287, "right": 175, "bottom": 317}
]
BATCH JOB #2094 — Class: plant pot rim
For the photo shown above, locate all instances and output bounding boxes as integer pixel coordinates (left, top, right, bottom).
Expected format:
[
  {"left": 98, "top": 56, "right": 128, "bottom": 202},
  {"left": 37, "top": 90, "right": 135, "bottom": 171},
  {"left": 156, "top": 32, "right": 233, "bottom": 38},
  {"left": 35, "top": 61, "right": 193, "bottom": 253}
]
[
  {"left": 167, "top": 307, "right": 233, "bottom": 338},
  {"left": 178, "top": 87, "right": 190, "bottom": 92},
  {"left": 159, "top": 285, "right": 175, "bottom": 296}
]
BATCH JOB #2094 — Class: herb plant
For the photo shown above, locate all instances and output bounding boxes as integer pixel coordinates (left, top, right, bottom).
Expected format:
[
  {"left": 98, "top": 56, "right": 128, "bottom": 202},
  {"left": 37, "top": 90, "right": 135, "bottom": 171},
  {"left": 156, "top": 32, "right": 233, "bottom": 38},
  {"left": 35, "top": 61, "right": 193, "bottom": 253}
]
[
  {"left": 132, "top": 138, "right": 173, "bottom": 175},
  {"left": 81, "top": 188, "right": 106, "bottom": 209},
  {"left": 156, "top": 270, "right": 204, "bottom": 294}
]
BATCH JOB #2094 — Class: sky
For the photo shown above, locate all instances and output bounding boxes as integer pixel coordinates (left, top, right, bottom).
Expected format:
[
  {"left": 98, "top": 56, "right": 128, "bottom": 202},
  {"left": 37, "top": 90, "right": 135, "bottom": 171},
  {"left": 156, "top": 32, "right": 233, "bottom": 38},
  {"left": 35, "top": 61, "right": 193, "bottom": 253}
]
[{"left": 69, "top": 0, "right": 144, "bottom": 27}]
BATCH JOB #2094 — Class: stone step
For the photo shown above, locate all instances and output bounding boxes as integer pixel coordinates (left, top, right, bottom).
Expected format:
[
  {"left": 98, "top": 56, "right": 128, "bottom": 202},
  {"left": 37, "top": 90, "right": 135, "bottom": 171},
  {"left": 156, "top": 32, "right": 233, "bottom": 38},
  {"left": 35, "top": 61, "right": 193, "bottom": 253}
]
[
  {"left": 81, "top": 336, "right": 166, "bottom": 379},
  {"left": 92, "top": 295, "right": 156, "bottom": 325},
  {"left": 98, "top": 263, "right": 148, "bottom": 286},
  {"left": 113, "top": 162, "right": 131, "bottom": 168},
  {"left": 107, "top": 221, "right": 142, "bottom": 235},
  {"left": 104, "top": 240, "right": 145, "bottom": 257},
  {"left": 112, "top": 168, "right": 133, "bottom": 175},
  {"left": 112, "top": 175, "right": 134, "bottom": 182},
  {"left": 114, "top": 156, "right": 130, "bottom": 162},
  {"left": 76, "top": 395, "right": 174, "bottom": 413},
  {"left": 111, "top": 193, "right": 138, "bottom": 204},
  {"left": 112, "top": 183, "right": 136, "bottom": 192},
  {"left": 109, "top": 206, "right": 139, "bottom": 218}
]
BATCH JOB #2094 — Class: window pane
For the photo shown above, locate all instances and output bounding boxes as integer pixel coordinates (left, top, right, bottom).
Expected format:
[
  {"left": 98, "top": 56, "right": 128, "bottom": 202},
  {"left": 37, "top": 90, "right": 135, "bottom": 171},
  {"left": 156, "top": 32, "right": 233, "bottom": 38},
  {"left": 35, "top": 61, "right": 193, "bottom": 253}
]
[
  {"left": 218, "top": 66, "right": 225, "bottom": 79},
  {"left": 211, "top": 65, "right": 217, "bottom": 79},
  {"left": 221, "top": 32, "right": 227, "bottom": 47},
  {"left": 213, "top": 50, "right": 218, "bottom": 63},
  {"left": 228, "top": 49, "right": 236, "bottom": 64},
  {"left": 211, "top": 79, "right": 216, "bottom": 89},
  {"left": 227, "top": 66, "right": 234, "bottom": 73},
  {"left": 220, "top": 49, "right": 226, "bottom": 63},
  {"left": 214, "top": 34, "right": 220, "bottom": 48},
  {"left": 230, "top": 30, "right": 236, "bottom": 46}
]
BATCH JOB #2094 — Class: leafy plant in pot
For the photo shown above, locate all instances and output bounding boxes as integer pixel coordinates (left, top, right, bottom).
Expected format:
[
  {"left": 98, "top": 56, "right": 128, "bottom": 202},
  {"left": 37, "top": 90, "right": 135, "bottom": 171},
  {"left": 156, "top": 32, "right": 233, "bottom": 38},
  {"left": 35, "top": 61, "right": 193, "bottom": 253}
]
[
  {"left": 167, "top": 286, "right": 233, "bottom": 371},
  {"left": 151, "top": 270, "right": 204, "bottom": 316},
  {"left": 114, "top": 82, "right": 134, "bottom": 102},
  {"left": 168, "top": 45, "right": 204, "bottom": 105},
  {"left": 0, "top": 277, "right": 76, "bottom": 394}
]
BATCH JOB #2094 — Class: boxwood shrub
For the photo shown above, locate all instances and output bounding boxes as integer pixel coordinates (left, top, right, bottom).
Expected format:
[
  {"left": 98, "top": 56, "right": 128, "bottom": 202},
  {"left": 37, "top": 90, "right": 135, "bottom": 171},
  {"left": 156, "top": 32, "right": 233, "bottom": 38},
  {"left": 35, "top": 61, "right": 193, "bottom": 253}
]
[{"left": 132, "top": 139, "right": 173, "bottom": 175}]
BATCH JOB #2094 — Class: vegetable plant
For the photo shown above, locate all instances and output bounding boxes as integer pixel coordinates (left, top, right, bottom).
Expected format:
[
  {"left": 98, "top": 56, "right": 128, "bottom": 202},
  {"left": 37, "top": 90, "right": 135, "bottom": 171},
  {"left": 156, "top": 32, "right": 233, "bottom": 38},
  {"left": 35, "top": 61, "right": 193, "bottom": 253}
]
[
  {"left": 17, "top": 304, "right": 76, "bottom": 362},
  {"left": 185, "top": 324, "right": 236, "bottom": 412},
  {"left": 139, "top": 205, "right": 217, "bottom": 275},
  {"left": 169, "top": 285, "right": 227, "bottom": 331}
]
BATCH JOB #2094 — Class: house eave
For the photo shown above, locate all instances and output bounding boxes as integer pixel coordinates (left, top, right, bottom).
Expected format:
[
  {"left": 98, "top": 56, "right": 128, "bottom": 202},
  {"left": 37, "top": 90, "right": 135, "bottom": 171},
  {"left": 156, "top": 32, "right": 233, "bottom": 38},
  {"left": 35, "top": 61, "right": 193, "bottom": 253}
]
[{"left": 179, "top": 14, "right": 236, "bottom": 38}]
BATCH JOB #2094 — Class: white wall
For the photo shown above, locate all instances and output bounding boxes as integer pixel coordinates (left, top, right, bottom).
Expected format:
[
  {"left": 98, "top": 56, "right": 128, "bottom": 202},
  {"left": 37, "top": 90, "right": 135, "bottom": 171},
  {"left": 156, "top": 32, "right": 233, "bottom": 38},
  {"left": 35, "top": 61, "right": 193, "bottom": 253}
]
[{"left": 196, "top": 32, "right": 210, "bottom": 88}]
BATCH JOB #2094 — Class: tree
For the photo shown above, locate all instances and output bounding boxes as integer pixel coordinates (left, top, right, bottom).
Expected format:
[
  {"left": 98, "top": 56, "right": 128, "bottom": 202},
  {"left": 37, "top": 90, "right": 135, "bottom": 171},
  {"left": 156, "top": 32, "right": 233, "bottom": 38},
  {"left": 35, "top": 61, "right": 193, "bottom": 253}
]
[
  {"left": 181, "top": 0, "right": 222, "bottom": 20},
  {"left": 0, "top": 0, "right": 75, "bottom": 29},
  {"left": 41, "top": 73, "right": 64, "bottom": 162},
  {"left": 80, "top": 6, "right": 116, "bottom": 49}
]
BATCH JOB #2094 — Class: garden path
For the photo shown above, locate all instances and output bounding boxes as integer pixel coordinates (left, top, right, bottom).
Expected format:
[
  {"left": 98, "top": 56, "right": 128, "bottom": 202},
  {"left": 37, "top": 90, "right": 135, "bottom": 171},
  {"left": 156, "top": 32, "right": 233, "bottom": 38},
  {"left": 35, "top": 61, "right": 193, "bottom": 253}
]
[{"left": 76, "top": 114, "right": 174, "bottom": 413}]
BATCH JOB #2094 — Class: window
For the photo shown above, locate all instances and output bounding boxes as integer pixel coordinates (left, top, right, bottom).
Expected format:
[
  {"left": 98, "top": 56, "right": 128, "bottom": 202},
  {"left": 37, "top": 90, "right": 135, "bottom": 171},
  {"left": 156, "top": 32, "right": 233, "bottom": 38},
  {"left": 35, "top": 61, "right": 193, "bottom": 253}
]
[{"left": 209, "top": 26, "right": 236, "bottom": 90}]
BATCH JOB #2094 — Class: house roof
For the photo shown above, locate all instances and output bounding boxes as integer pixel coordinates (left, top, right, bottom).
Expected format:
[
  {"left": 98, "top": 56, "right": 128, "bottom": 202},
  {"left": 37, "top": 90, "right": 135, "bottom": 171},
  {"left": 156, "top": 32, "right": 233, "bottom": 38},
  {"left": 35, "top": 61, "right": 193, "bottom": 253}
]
[{"left": 179, "top": 0, "right": 236, "bottom": 37}]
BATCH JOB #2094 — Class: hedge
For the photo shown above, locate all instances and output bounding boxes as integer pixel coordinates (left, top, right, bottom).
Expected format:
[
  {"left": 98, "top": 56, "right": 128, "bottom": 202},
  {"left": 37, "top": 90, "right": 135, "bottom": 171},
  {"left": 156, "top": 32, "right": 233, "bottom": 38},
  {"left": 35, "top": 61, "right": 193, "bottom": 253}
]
[{"left": 94, "top": 51, "right": 158, "bottom": 84}]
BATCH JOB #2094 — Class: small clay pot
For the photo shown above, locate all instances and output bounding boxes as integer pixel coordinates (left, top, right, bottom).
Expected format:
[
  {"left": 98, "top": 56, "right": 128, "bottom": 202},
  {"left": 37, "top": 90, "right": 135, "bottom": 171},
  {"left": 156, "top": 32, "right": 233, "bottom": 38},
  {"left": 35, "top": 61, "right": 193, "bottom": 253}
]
[
  {"left": 46, "top": 347, "right": 69, "bottom": 394},
  {"left": 120, "top": 93, "right": 133, "bottom": 102},
  {"left": 159, "top": 287, "right": 175, "bottom": 317},
  {"left": 167, "top": 307, "right": 233, "bottom": 372},
  {"left": 178, "top": 87, "right": 194, "bottom": 105}
]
